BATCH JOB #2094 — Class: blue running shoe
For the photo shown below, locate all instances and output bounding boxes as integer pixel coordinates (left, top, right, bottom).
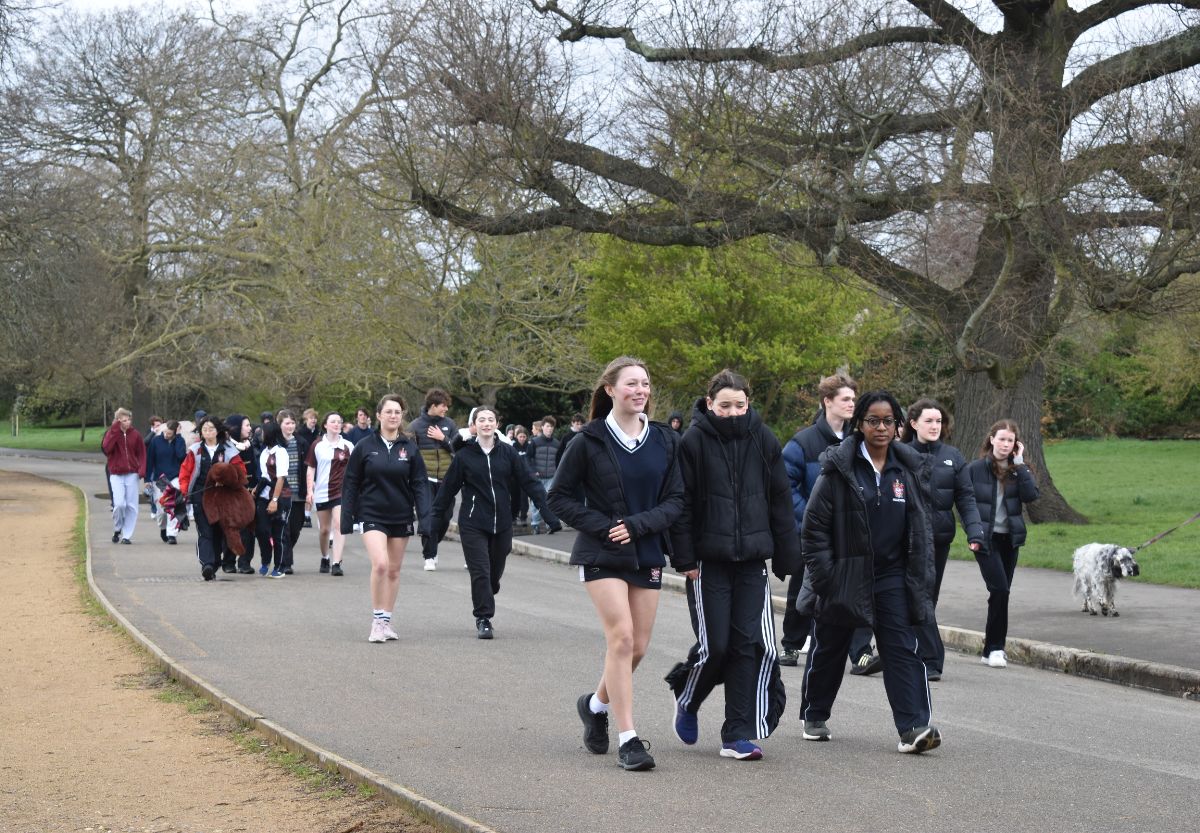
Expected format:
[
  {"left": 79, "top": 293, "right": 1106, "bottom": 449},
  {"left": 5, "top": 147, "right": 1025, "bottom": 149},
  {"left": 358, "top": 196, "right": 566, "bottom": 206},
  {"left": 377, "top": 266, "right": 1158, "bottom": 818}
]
[
  {"left": 268, "top": 569, "right": 285, "bottom": 578},
  {"left": 720, "top": 740, "right": 763, "bottom": 760},
  {"left": 673, "top": 699, "right": 698, "bottom": 745},
  {"left": 258, "top": 564, "right": 270, "bottom": 576}
]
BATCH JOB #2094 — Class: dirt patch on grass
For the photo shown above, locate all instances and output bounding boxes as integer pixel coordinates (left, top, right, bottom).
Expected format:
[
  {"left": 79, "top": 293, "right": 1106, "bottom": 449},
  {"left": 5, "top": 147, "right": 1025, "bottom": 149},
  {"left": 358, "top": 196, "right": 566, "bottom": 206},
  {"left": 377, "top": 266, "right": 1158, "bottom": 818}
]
[{"left": 0, "top": 469, "right": 440, "bottom": 833}]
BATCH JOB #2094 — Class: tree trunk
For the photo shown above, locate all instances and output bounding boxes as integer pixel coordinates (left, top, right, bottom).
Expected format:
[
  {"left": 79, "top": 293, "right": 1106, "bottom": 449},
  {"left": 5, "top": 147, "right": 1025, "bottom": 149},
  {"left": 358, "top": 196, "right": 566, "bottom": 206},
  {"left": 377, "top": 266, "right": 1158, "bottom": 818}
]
[
  {"left": 130, "top": 361, "right": 153, "bottom": 430},
  {"left": 954, "top": 359, "right": 1086, "bottom": 524}
]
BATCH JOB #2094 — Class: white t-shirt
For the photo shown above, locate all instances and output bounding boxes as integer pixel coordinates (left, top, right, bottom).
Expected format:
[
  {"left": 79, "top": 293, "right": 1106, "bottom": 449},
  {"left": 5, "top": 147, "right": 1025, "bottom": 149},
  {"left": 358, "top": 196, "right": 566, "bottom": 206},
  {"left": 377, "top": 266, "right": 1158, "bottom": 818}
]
[
  {"left": 306, "top": 436, "right": 354, "bottom": 503},
  {"left": 258, "top": 446, "right": 291, "bottom": 500}
]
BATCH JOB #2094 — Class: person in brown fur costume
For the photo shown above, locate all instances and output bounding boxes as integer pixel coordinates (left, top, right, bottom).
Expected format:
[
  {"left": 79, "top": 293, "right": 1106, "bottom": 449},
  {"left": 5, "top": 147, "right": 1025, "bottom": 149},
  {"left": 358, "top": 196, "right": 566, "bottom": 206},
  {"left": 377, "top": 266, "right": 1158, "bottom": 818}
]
[{"left": 203, "top": 462, "right": 256, "bottom": 557}]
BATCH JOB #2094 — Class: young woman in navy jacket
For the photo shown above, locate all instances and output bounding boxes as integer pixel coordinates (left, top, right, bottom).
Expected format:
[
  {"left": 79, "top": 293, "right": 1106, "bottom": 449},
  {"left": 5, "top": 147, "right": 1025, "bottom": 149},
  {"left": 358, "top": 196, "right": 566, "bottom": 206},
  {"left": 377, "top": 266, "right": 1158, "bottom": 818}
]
[
  {"left": 433, "top": 407, "right": 557, "bottom": 639},
  {"left": 549, "top": 357, "right": 685, "bottom": 772},
  {"left": 340, "top": 395, "right": 431, "bottom": 644}
]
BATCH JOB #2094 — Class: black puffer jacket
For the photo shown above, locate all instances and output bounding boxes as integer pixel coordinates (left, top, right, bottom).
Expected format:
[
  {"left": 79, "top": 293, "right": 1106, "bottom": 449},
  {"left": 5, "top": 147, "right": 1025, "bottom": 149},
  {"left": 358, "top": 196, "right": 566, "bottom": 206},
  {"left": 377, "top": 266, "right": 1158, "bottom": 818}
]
[
  {"left": 965, "top": 456, "right": 1039, "bottom": 548},
  {"left": 797, "top": 437, "right": 935, "bottom": 627},
  {"left": 548, "top": 418, "right": 685, "bottom": 571},
  {"left": 909, "top": 439, "right": 984, "bottom": 547},
  {"left": 432, "top": 439, "right": 556, "bottom": 534},
  {"left": 669, "top": 399, "right": 800, "bottom": 578}
]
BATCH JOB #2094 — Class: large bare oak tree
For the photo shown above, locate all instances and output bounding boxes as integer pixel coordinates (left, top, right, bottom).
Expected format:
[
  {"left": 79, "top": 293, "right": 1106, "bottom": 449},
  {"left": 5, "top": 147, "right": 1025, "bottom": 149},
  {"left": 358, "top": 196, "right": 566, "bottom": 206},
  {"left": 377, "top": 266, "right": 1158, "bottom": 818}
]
[{"left": 378, "top": 0, "right": 1200, "bottom": 522}]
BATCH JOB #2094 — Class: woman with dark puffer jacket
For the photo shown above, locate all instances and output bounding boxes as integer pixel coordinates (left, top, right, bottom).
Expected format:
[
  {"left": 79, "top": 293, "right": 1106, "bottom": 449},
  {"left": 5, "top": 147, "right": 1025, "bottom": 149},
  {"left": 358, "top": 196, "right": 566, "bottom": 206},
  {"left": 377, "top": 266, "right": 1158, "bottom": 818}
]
[
  {"left": 664, "top": 370, "right": 800, "bottom": 762},
  {"left": 549, "top": 356, "right": 685, "bottom": 773},
  {"left": 797, "top": 391, "right": 942, "bottom": 755},
  {"left": 964, "top": 419, "right": 1039, "bottom": 669},
  {"left": 905, "top": 398, "right": 983, "bottom": 680}
]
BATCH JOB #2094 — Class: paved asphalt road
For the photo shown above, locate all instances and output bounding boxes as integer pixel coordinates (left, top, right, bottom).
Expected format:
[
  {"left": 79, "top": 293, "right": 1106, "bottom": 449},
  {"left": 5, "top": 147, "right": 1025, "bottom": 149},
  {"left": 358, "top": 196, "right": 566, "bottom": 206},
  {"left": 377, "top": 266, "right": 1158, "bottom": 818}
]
[{"left": 3, "top": 454, "right": 1199, "bottom": 833}]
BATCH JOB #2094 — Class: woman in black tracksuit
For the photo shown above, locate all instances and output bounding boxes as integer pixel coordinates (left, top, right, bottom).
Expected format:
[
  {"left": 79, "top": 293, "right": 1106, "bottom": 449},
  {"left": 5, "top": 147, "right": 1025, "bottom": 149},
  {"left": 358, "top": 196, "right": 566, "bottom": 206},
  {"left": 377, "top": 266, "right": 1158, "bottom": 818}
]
[
  {"left": 340, "top": 394, "right": 431, "bottom": 644},
  {"left": 797, "top": 390, "right": 942, "bottom": 754},
  {"left": 549, "top": 356, "right": 685, "bottom": 773},
  {"left": 666, "top": 370, "right": 800, "bottom": 761},
  {"left": 433, "top": 407, "right": 557, "bottom": 639},
  {"left": 964, "top": 419, "right": 1039, "bottom": 669},
  {"left": 905, "top": 398, "right": 984, "bottom": 679}
]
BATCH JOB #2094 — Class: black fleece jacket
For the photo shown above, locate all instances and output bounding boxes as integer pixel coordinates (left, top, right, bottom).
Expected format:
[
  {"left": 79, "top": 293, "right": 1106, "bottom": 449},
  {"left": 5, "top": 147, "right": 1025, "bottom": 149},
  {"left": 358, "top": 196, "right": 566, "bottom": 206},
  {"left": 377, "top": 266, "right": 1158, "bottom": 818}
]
[
  {"left": 669, "top": 399, "right": 800, "bottom": 579},
  {"left": 432, "top": 439, "right": 557, "bottom": 534},
  {"left": 797, "top": 437, "right": 936, "bottom": 628},
  {"left": 548, "top": 418, "right": 685, "bottom": 571},
  {"left": 340, "top": 432, "right": 431, "bottom": 535}
]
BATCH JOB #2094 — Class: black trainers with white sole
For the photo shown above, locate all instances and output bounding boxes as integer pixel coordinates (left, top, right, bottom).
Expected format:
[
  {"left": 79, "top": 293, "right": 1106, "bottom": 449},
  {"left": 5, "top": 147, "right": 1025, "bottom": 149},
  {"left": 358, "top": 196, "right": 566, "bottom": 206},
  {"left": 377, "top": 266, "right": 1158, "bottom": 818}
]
[
  {"left": 802, "top": 720, "right": 832, "bottom": 741},
  {"left": 616, "top": 736, "right": 655, "bottom": 771},
  {"left": 576, "top": 693, "right": 610, "bottom": 754},
  {"left": 897, "top": 725, "right": 942, "bottom": 754}
]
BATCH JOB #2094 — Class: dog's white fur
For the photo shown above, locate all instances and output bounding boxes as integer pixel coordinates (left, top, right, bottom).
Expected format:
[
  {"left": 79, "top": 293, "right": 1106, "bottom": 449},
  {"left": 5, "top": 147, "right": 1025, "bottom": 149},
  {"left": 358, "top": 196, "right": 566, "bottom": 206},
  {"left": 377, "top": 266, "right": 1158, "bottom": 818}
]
[{"left": 1072, "top": 543, "right": 1140, "bottom": 617}]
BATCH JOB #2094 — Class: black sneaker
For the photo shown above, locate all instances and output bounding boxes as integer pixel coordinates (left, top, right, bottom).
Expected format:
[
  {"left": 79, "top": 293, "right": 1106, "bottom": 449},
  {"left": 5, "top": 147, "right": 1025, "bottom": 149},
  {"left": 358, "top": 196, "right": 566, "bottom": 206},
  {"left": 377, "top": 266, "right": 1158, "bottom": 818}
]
[
  {"left": 616, "top": 736, "right": 655, "bottom": 771},
  {"left": 112, "top": 532, "right": 120, "bottom": 544},
  {"left": 167, "top": 536, "right": 177, "bottom": 545},
  {"left": 302, "top": 517, "right": 312, "bottom": 528},
  {"left": 779, "top": 648, "right": 801, "bottom": 667},
  {"left": 476, "top": 618, "right": 494, "bottom": 640},
  {"left": 898, "top": 725, "right": 942, "bottom": 754},
  {"left": 237, "top": 566, "right": 255, "bottom": 574},
  {"left": 201, "top": 565, "right": 216, "bottom": 581},
  {"left": 120, "top": 538, "right": 132, "bottom": 545},
  {"left": 160, "top": 530, "right": 168, "bottom": 543},
  {"left": 576, "top": 693, "right": 609, "bottom": 754},
  {"left": 282, "top": 567, "right": 294, "bottom": 575},
  {"left": 330, "top": 562, "right": 344, "bottom": 577},
  {"left": 850, "top": 652, "right": 883, "bottom": 676},
  {"left": 319, "top": 557, "right": 331, "bottom": 574},
  {"left": 221, "top": 564, "right": 236, "bottom": 573}
]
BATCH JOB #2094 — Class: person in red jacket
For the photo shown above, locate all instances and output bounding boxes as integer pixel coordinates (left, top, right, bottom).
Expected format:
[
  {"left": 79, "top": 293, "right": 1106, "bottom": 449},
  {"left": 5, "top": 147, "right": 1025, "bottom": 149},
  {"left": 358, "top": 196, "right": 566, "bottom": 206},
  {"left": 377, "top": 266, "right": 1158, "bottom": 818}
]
[{"left": 102, "top": 407, "right": 147, "bottom": 544}]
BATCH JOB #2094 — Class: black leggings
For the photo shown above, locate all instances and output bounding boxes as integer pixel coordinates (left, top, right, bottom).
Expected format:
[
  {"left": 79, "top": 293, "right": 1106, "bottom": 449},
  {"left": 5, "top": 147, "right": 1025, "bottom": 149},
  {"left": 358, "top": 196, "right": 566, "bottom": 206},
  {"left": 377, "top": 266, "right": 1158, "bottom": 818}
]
[
  {"left": 976, "top": 533, "right": 1019, "bottom": 655},
  {"left": 255, "top": 496, "right": 293, "bottom": 570}
]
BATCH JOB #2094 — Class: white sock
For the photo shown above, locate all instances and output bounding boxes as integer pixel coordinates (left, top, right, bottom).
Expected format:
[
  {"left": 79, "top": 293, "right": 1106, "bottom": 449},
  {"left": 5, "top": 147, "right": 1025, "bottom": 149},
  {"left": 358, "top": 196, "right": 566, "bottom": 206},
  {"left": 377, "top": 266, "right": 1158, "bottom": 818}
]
[
  {"left": 589, "top": 693, "right": 609, "bottom": 714},
  {"left": 373, "top": 609, "right": 387, "bottom": 621},
  {"left": 618, "top": 729, "right": 638, "bottom": 745}
]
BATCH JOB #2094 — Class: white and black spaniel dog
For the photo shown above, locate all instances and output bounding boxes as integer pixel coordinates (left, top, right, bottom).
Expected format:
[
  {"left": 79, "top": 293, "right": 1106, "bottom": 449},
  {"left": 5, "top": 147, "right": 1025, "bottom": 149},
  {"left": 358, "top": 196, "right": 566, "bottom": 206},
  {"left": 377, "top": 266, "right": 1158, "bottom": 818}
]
[{"left": 1072, "top": 543, "right": 1140, "bottom": 617}]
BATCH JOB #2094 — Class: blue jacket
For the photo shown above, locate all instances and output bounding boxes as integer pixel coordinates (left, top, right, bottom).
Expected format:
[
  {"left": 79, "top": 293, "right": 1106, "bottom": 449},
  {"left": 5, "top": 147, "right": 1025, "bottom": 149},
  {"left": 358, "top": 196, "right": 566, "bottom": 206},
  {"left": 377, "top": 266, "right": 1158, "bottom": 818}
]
[
  {"left": 145, "top": 433, "right": 186, "bottom": 483},
  {"left": 781, "top": 412, "right": 843, "bottom": 532}
]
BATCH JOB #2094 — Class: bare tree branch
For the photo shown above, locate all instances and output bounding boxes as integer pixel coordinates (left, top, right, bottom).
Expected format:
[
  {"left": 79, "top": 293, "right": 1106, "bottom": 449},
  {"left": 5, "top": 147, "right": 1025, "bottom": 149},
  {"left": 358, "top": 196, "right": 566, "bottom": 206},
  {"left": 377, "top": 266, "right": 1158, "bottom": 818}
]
[{"left": 1066, "top": 24, "right": 1200, "bottom": 121}]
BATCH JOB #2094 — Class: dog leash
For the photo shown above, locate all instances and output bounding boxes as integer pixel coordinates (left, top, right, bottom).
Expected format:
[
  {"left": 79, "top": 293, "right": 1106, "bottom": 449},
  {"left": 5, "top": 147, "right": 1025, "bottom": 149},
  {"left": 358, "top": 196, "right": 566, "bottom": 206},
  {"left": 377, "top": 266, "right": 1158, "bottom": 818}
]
[{"left": 1132, "top": 509, "right": 1200, "bottom": 552}]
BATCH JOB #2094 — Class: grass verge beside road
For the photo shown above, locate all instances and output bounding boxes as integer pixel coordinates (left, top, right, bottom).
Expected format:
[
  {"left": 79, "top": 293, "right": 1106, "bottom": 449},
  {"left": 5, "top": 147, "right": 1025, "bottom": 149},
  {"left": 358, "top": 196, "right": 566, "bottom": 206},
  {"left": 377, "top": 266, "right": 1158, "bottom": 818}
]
[{"left": 3, "top": 425, "right": 104, "bottom": 452}]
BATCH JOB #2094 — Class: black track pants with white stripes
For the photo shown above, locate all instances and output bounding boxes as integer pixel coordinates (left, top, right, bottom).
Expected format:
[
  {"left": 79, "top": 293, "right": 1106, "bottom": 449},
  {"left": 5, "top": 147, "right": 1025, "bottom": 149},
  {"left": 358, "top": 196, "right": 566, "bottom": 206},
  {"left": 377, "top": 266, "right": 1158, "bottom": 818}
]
[{"left": 674, "top": 560, "right": 785, "bottom": 743}]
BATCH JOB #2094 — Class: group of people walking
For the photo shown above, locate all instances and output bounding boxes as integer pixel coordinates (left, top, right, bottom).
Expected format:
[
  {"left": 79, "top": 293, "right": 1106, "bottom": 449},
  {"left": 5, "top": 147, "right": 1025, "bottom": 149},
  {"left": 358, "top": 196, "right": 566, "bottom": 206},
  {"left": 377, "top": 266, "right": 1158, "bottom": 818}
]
[
  {"left": 103, "top": 359, "right": 1039, "bottom": 770},
  {"left": 558, "top": 359, "right": 1038, "bottom": 770}
]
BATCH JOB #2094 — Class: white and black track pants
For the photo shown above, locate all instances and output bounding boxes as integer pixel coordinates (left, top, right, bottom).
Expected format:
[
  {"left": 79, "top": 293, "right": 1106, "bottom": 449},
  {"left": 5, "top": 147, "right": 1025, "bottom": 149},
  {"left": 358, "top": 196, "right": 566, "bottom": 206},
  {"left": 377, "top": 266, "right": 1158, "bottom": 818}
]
[{"left": 674, "top": 560, "right": 785, "bottom": 742}]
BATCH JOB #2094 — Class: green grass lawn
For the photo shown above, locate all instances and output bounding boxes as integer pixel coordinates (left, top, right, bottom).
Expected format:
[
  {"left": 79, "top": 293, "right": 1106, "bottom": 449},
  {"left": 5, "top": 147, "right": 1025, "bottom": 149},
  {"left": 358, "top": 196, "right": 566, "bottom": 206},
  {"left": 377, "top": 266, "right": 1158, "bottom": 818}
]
[
  {"left": 3, "top": 429, "right": 1198, "bottom": 588},
  {"left": 1, "top": 425, "right": 107, "bottom": 453},
  {"left": 950, "top": 439, "right": 1200, "bottom": 589}
]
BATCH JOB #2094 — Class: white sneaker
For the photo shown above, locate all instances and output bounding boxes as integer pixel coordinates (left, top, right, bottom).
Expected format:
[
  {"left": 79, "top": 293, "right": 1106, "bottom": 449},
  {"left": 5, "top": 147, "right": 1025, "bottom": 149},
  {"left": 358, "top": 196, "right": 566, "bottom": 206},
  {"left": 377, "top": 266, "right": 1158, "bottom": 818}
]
[
  {"left": 982, "top": 650, "right": 1008, "bottom": 668},
  {"left": 423, "top": 558, "right": 437, "bottom": 571},
  {"left": 382, "top": 621, "right": 399, "bottom": 641},
  {"left": 368, "top": 620, "right": 387, "bottom": 643},
  {"left": 800, "top": 635, "right": 811, "bottom": 654}
]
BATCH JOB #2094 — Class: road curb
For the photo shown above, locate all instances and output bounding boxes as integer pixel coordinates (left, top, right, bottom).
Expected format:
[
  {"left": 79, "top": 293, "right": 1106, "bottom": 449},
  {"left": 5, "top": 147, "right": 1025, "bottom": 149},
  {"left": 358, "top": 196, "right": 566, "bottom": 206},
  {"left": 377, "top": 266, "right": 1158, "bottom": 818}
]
[
  {"left": 496, "top": 532, "right": 1200, "bottom": 700},
  {"left": 76, "top": 484, "right": 500, "bottom": 833}
]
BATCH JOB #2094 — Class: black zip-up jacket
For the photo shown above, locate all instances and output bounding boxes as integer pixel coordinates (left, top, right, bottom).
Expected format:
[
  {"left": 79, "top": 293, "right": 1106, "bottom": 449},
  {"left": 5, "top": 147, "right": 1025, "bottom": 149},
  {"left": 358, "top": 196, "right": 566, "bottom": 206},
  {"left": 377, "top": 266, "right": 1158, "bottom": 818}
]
[
  {"left": 797, "top": 437, "right": 936, "bottom": 627},
  {"left": 432, "top": 439, "right": 557, "bottom": 534},
  {"left": 339, "top": 431, "right": 431, "bottom": 535},
  {"left": 964, "top": 456, "right": 1039, "bottom": 549},
  {"left": 408, "top": 411, "right": 458, "bottom": 481},
  {"left": 908, "top": 438, "right": 984, "bottom": 547},
  {"left": 669, "top": 399, "right": 800, "bottom": 579},
  {"left": 548, "top": 418, "right": 685, "bottom": 571}
]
